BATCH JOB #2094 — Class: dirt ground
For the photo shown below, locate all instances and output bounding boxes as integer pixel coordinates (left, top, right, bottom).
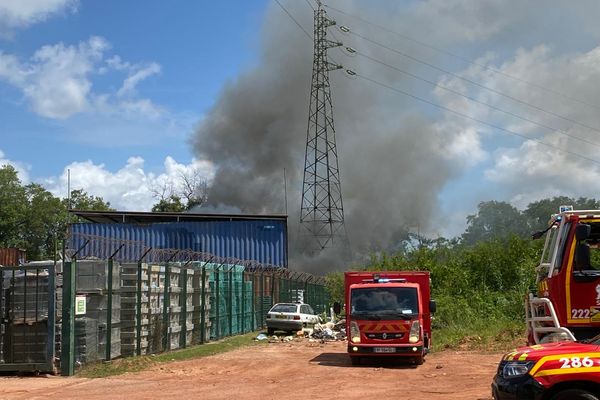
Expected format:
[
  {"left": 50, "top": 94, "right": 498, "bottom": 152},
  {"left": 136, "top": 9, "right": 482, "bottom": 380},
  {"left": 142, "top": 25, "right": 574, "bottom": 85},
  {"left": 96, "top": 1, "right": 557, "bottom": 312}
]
[{"left": 0, "top": 340, "right": 503, "bottom": 400}]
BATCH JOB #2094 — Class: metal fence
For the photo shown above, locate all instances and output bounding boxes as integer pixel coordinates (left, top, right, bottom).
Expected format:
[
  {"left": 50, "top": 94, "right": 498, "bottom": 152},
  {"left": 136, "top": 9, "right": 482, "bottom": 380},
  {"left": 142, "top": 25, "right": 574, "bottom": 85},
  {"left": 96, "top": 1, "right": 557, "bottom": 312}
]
[
  {"left": 0, "top": 264, "right": 57, "bottom": 373},
  {"left": 0, "top": 233, "right": 328, "bottom": 375}
]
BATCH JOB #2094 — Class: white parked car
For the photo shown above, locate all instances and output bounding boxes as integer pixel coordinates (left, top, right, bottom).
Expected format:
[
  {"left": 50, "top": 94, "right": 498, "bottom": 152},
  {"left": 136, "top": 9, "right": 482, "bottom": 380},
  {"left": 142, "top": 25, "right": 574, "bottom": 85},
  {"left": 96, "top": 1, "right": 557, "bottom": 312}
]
[{"left": 266, "top": 302, "right": 320, "bottom": 335}]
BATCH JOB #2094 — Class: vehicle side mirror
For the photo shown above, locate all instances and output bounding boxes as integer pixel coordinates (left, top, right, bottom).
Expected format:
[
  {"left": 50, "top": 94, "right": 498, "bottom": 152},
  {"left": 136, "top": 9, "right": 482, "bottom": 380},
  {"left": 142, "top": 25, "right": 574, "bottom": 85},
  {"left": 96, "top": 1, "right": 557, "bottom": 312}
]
[
  {"left": 429, "top": 300, "right": 437, "bottom": 314},
  {"left": 333, "top": 302, "right": 341, "bottom": 315},
  {"left": 575, "top": 243, "right": 591, "bottom": 271},
  {"left": 576, "top": 224, "right": 591, "bottom": 241}
]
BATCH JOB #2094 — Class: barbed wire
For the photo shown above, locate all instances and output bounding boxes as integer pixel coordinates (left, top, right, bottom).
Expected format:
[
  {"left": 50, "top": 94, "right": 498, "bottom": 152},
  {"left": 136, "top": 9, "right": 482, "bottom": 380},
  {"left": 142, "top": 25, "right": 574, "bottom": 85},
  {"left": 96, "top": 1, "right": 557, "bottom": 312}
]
[{"left": 67, "top": 233, "right": 326, "bottom": 285}]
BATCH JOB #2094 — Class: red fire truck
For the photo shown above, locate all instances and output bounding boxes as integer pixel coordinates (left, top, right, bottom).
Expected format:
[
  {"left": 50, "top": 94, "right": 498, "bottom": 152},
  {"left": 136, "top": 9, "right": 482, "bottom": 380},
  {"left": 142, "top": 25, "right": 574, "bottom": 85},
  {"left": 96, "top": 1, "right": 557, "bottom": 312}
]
[
  {"left": 492, "top": 207, "right": 600, "bottom": 399},
  {"left": 526, "top": 207, "right": 600, "bottom": 344},
  {"left": 493, "top": 339, "right": 600, "bottom": 399},
  {"left": 337, "top": 271, "right": 436, "bottom": 365}
]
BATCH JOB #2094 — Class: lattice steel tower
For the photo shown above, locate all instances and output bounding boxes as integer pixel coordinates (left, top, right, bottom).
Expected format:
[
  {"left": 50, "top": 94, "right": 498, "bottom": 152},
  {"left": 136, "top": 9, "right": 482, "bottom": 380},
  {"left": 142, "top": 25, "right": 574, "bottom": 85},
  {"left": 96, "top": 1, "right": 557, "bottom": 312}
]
[{"left": 300, "top": 1, "right": 348, "bottom": 252}]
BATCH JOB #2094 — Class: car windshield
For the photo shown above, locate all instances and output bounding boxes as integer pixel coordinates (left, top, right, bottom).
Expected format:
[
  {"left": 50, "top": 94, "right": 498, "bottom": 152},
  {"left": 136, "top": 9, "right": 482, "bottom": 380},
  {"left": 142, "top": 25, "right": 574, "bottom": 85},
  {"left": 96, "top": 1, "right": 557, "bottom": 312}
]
[
  {"left": 270, "top": 304, "right": 298, "bottom": 313},
  {"left": 350, "top": 287, "right": 418, "bottom": 319}
]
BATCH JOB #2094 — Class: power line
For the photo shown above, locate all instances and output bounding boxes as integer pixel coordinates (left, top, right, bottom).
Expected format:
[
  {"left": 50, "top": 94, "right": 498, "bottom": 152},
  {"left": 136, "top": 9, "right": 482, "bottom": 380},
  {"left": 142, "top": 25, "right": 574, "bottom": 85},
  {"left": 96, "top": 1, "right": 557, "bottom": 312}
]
[
  {"left": 273, "top": 0, "right": 312, "bottom": 40},
  {"left": 352, "top": 49, "right": 600, "bottom": 150},
  {"left": 275, "top": 1, "right": 600, "bottom": 165},
  {"left": 303, "top": 0, "right": 315, "bottom": 11},
  {"left": 325, "top": 4, "right": 600, "bottom": 112},
  {"left": 354, "top": 72, "right": 600, "bottom": 166},
  {"left": 343, "top": 27, "right": 600, "bottom": 135}
]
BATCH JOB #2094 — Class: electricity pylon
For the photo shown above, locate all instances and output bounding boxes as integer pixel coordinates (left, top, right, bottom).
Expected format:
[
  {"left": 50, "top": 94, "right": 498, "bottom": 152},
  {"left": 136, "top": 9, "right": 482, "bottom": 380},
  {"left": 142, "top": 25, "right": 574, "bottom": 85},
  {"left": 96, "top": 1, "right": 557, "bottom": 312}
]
[{"left": 300, "top": 1, "right": 348, "bottom": 253}]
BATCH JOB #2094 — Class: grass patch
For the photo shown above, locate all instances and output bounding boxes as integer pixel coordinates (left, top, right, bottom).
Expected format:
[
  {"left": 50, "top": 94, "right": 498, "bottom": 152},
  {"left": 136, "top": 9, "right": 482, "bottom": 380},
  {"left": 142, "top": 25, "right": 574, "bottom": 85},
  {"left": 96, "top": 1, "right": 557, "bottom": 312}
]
[
  {"left": 78, "top": 331, "right": 267, "bottom": 378},
  {"left": 433, "top": 319, "right": 525, "bottom": 352}
]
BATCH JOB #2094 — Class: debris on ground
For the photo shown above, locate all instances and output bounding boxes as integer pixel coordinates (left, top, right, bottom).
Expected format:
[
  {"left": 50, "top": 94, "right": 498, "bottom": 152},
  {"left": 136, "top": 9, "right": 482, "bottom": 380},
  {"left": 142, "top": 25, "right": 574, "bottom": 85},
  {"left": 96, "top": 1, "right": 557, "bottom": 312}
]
[
  {"left": 308, "top": 319, "right": 346, "bottom": 341},
  {"left": 261, "top": 319, "right": 346, "bottom": 344}
]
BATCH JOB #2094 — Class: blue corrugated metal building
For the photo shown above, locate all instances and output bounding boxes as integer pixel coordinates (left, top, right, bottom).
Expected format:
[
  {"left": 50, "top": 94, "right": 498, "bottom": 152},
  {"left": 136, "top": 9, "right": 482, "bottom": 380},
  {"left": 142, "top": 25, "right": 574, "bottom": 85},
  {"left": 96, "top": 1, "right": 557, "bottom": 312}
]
[{"left": 69, "top": 210, "right": 288, "bottom": 267}]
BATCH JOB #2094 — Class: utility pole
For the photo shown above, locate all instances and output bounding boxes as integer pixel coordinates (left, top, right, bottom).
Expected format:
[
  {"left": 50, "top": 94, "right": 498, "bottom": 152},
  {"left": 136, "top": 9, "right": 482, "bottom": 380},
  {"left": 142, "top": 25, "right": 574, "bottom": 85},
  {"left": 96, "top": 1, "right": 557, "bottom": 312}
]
[{"left": 300, "top": 1, "right": 348, "bottom": 253}]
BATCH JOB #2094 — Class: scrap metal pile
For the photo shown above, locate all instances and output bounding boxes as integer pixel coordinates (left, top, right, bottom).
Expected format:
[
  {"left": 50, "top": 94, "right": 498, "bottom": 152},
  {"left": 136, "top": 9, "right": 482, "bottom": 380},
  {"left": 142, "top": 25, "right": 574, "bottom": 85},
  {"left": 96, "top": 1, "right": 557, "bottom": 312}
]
[{"left": 255, "top": 319, "right": 346, "bottom": 343}]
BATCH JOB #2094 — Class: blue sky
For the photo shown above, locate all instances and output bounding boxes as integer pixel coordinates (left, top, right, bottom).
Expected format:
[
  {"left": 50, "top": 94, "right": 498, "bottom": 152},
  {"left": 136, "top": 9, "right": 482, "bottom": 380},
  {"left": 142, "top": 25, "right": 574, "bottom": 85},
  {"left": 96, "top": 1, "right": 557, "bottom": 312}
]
[
  {"left": 3, "top": 1, "right": 600, "bottom": 241},
  {"left": 0, "top": 0, "right": 267, "bottom": 197}
]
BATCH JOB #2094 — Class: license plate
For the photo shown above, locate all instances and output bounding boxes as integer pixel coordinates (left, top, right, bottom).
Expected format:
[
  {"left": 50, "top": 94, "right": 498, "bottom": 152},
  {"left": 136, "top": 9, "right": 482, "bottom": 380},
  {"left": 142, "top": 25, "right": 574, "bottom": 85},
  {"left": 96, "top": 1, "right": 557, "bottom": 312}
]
[
  {"left": 276, "top": 315, "right": 287, "bottom": 319},
  {"left": 373, "top": 347, "right": 396, "bottom": 353}
]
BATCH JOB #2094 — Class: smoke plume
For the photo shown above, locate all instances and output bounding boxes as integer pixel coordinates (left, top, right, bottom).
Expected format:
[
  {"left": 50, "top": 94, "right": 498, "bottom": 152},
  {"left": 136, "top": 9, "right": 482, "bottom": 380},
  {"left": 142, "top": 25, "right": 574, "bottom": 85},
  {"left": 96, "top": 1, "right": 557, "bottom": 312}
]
[{"left": 191, "top": 1, "right": 478, "bottom": 273}]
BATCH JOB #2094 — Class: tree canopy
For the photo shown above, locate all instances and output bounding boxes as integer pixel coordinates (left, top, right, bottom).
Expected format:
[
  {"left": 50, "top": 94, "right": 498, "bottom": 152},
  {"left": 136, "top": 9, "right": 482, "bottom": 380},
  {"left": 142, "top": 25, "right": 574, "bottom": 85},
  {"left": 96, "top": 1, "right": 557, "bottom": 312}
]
[{"left": 0, "top": 165, "right": 113, "bottom": 260}]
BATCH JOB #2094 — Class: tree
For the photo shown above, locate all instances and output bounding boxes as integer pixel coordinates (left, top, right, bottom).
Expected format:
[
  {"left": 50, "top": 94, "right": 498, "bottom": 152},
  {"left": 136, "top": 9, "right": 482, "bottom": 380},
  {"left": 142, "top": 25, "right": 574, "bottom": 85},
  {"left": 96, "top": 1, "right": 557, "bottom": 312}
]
[
  {"left": 65, "top": 189, "right": 113, "bottom": 211},
  {"left": 178, "top": 168, "right": 209, "bottom": 210},
  {"left": 461, "top": 201, "right": 527, "bottom": 246},
  {"left": 150, "top": 167, "right": 209, "bottom": 212},
  {"left": 151, "top": 195, "right": 187, "bottom": 212},
  {"left": 0, "top": 165, "right": 114, "bottom": 260},
  {"left": 0, "top": 165, "right": 27, "bottom": 249},
  {"left": 524, "top": 196, "right": 600, "bottom": 231},
  {"left": 21, "top": 183, "right": 64, "bottom": 259}
]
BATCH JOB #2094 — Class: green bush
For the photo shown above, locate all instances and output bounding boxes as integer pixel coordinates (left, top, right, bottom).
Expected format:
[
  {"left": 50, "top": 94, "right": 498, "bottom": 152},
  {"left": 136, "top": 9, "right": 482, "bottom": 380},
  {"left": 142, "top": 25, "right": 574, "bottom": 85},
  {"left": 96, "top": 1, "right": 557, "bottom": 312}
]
[{"left": 325, "top": 235, "right": 540, "bottom": 350}]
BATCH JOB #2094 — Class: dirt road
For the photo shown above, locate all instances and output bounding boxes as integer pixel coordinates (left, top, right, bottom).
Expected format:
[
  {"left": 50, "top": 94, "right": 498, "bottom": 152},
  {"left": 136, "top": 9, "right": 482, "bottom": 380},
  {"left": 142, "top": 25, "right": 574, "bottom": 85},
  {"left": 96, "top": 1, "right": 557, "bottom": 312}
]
[{"left": 0, "top": 340, "right": 503, "bottom": 400}]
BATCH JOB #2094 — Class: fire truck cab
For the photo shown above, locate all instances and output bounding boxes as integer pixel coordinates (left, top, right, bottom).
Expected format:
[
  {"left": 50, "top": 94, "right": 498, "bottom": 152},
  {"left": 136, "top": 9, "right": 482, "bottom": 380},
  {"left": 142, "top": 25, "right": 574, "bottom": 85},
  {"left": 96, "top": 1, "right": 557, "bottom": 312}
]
[
  {"left": 340, "top": 271, "right": 435, "bottom": 366},
  {"left": 527, "top": 206, "right": 600, "bottom": 344}
]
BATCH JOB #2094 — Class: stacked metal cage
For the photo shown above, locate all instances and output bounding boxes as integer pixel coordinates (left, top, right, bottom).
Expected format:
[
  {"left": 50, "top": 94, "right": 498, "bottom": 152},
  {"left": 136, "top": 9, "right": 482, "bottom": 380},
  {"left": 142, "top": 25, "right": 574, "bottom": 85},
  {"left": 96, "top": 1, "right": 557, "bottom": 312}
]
[
  {"left": 74, "top": 260, "right": 121, "bottom": 363},
  {"left": 0, "top": 261, "right": 59, "bottom": 373},
  {"left": 1, "top": 269, "right": 49, "bottom": 364},
  {"left": 0, "top": 244, "right": 329, "bottom": 375},
  {"left": 119, "top": 263, "right": 212, "bottom": 356}
]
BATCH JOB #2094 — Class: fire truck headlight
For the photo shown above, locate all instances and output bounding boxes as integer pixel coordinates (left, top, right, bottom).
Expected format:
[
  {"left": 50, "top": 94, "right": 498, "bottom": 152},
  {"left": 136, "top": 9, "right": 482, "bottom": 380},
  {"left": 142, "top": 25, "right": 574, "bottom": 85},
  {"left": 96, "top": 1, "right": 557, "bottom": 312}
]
[
  {"left": 502, "top": 361, "right": 533, "bottom": 378},
  {"left": 350, "top": 321, "right": 361, "bottom": 343},
  {"left": 409, "top": 321, "right": 420, "bottom": 343}
]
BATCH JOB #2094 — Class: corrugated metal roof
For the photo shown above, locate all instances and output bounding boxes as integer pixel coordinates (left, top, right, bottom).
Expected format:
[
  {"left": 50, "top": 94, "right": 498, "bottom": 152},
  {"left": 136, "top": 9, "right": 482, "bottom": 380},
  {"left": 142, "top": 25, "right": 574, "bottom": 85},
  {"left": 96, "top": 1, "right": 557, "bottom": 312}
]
[
  {"left": 70, "top": 210, "right": 287, "bottom": 224},
  {"left": 69, "top": 219, "right": 288, "bottom": 267},
  {"left": 0, "top": 248, "right": 26, "bottom": 266}
]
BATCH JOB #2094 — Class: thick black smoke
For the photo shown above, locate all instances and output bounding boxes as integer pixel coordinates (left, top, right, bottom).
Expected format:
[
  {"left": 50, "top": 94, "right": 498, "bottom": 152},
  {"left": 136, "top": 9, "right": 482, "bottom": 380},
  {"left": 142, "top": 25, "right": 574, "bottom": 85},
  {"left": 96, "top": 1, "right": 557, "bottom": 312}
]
[{"left": 191, "top": 1, "right": 462, "bottom": 273}]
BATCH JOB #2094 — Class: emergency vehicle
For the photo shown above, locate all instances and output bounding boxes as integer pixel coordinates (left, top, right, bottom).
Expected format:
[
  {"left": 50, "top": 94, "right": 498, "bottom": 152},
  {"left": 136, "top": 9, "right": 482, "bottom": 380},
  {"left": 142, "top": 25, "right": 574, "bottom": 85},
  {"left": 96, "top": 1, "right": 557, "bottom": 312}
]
[
  {"left": 337, "top": 271, "right": 435, "bottom": 365},
  {"left": 492, "top": 206, "right": 600, "bottom": 399},
  {"left": 526, "top": 207, "right": 600, "bottom": 344},
  {"left": 492, "top": 338, "right": 600, "bottom": 399}
]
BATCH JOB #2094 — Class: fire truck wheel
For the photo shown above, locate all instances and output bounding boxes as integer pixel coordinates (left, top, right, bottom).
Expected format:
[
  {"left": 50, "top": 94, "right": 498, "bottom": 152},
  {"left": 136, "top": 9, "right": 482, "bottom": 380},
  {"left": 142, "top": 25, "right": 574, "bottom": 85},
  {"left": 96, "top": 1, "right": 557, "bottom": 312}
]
[
  {"left": 551, "top": 389, "right": 599, "bottom": 400},
  {"left": 350, "top": 357, "right": 361, "bottom": 366}
]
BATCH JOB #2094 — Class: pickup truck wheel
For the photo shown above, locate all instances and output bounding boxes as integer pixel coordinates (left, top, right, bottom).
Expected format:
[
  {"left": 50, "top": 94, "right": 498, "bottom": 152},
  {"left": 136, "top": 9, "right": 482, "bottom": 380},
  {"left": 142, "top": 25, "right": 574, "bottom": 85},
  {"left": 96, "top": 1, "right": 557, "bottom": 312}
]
[
  {"left": 350, "top": 357, "right": 361, "bottom": 366},
  {"left": 551, "top": 389, "right": 599, "bottom": 400},
  {"left": 413, "top": 355, "right": 424, "bottom": 365}
]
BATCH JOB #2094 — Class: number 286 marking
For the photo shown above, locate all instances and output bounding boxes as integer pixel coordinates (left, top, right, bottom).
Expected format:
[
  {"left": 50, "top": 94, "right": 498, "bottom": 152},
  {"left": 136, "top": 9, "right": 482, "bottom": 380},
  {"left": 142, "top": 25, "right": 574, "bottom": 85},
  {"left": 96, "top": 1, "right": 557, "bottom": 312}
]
[
  {"left": 560, "top": 357, "right": 594, "bottom": 368},
  {"left": 571, "top": 309, "right": 590, "bottom": 319}
]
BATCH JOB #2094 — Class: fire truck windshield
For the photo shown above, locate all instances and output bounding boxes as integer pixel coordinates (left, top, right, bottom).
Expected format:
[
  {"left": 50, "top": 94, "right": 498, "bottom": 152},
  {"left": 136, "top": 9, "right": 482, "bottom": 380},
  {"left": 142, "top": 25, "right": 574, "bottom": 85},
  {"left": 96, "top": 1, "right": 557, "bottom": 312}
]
[
  {"left": 576, "top": 222, "right": 600, "bottom": 273},
  {"left": 350, "top": 287, "right": 418, "bottom": 320}
]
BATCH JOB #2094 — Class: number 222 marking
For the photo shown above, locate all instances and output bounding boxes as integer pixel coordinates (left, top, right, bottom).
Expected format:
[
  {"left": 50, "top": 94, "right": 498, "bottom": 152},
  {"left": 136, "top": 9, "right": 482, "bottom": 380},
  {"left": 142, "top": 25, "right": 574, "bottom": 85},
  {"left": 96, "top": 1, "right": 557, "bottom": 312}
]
[{"left": 571, "top": 309, "right": 590, "bottom": 319}]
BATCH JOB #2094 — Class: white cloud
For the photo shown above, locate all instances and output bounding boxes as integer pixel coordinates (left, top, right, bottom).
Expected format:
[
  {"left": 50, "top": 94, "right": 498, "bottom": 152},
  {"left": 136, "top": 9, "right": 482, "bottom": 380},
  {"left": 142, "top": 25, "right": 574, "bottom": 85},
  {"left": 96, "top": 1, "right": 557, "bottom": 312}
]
[
  {"left": 434, "top": 120, "right": 488, "bottom": 167},
  {"left": 433, "top": 42, "right": 600, "bottom": 206},
  {"left": 0, "top": 0, "right": 77, "bottom": 37},
  {"left": 0, "top": 149, "right": 30, "bottom": 183},
  {"left": 26, "top": 36, "right": 106, "bottom": 118},
  {"left": 44, "top": 156, "right": 215, "bottom": 211},
  {"left": 0, "top": 36, "right": 163, "bottom": 120},
  {"left": 117, "top": 63, "right": 161, "bottom": 97}
]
